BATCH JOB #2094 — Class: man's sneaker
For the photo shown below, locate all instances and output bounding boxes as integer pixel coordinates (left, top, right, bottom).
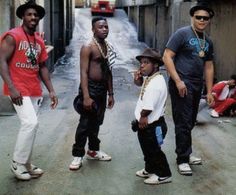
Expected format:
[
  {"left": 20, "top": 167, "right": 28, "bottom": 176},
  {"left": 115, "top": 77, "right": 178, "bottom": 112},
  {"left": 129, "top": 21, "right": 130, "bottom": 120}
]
[
  {"left": 211, "top": 109, "right": 219, "bottom": 118},
  {"left": 11, "top": 161, "right": 31, "bottom": 181},
  {"left": 69, "top": 157, "right": 83, "bottom": 170},
  {"left": 86, "top": 150, "right": 112, "bottom": 161},
  {"left": 189, "top": 156, "right": 202, "bottom": 165},
  {"left": 26, "top": 164, "right": 44, "bottom": 178},
  {"left": 136, "top": 168, "right": 149, "bottom": 178},
  {"left": 144, "top": 174, "right": 172, "bottom": 185},
  {"left": 178, "top": 163, "right": 192, "bottom": 176}
]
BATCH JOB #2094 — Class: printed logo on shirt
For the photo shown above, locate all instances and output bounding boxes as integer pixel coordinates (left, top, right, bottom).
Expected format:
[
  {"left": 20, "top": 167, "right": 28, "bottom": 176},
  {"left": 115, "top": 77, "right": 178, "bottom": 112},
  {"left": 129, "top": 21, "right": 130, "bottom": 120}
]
[
  {"left": 16, "top": 40, "right": 41, "bottom": 69},
  {"left": 25, "top": 46, "right": 38, "bottom": 64},
  {"left": 189, "top": 38, "right": 209, "bottom": 56},
  {"left": 15, "top": 62, "right": 39, "bottom": 69}
]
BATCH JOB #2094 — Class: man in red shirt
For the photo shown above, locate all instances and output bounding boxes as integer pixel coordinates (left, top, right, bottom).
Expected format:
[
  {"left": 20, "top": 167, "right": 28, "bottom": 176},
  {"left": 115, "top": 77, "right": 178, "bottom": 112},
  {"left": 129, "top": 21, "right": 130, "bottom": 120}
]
[{"left": 0, "top": 1, "right": 58, "bottom": 181}]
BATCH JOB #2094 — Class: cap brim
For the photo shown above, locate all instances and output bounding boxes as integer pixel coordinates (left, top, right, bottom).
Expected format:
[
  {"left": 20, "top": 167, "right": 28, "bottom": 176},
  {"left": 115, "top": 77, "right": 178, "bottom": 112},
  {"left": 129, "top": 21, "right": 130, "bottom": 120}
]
[
  {"left": 190, "top": 5, "right": 214, "bottom": 18},
  {"left": 16, "top": 4, "right": 45, "bottom": 19},
  {"left": 136, "top": 55, "right": 164, "bottom": 66}
]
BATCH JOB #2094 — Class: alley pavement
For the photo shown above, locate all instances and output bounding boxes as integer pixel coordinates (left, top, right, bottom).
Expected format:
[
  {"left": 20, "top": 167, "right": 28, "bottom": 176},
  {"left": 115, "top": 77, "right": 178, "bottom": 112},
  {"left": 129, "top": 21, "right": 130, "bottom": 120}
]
[{"left": 0, "top": 8, "right": 236, "bottom": 195}]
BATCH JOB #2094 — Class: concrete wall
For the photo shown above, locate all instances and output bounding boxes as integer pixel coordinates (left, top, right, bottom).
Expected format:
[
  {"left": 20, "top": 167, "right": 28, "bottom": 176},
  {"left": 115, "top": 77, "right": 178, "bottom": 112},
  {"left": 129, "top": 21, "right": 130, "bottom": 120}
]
[
  {"left": 170, "top": 1, "right": 191, "bottom": 33},
  {"left": 143, "top": 5, "right": 156, "bottom": 47},
  {"left": 0, "top": 0, "right": 12, "bottom": 34},
  {"left": 128, "top": 6, "right": 139, "bottom": 26},
  {"left": 124, "top": 0, "right": 169, "bottom": 52},
  {"left": 117, "top": 0, "right": 156, "bottom": 7},
  {"left": 155, "top": 2, "right": 170, "bottom": 52},
  {"left": 50, "top": 0, "right": 74, "bottom": 65},
  {"left": 210, "top": 0, "right": 236, "bottom": 80}
]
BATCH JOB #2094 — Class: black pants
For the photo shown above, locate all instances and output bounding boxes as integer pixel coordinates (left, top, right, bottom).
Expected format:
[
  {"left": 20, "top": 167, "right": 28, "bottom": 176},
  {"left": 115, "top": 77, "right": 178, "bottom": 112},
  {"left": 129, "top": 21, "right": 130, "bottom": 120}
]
[
  {"left": 169, "top": 79, "right": 202, "bottom": 164},
  {"left": 72, "top": 114, "right": 101, "bottom": 157},
  {"left": 72, "top": 81, "right": 107, "bottom": 157},
  {"left": 137, "top": 117, "right": 172, "bottom": 177}
]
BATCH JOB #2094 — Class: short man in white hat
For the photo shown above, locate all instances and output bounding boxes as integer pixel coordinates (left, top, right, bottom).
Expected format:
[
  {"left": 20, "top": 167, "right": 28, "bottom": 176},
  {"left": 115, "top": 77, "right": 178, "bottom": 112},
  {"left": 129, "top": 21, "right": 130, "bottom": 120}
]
[{"left": 0, "top": 0, "right": 58, "bottom": 180}]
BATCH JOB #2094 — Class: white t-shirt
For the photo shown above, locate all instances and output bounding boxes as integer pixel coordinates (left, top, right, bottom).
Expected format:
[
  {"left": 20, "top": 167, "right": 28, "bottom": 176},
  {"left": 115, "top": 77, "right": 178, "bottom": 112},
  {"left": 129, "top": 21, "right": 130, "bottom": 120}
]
[{"left": 135, "top": 74, "right": 167, "bottom": 124}]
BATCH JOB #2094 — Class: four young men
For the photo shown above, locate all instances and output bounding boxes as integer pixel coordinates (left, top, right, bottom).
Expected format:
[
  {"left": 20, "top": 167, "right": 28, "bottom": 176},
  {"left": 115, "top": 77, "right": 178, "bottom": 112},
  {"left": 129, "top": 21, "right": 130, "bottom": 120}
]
[{"left": 0, "top": 0, "right": 229, "bottom": 185}]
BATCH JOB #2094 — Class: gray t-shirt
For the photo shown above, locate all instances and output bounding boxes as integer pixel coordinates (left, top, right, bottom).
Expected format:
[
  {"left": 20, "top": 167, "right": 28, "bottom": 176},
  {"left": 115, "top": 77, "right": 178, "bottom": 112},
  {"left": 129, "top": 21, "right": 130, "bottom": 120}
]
[{"left": 166, "top": 26, "right": 214, "bottom": 82}]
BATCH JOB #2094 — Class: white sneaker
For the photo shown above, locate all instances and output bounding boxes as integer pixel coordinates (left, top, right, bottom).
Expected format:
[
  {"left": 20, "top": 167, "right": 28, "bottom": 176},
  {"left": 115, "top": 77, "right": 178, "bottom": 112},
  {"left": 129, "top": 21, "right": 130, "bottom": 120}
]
[
  {"left": 86, "top": 150, "right": 112, "bottom": 161},
  {"left": 136, "top": 168, "right": 149, "bottom": 178},
  {"left": 69, "top": 157, "right": 83, "bottom": 170},
  {"left": 26, "top": 164, "right": 44, "bottom": 178},
  {"left": 11, "top": 161, "right": 31, "bottom": 181},
  {"left": 211, "top": 109, "right": 219, "bottom": 118},
  {"left": 144, "top": 174, "right": 172, "bottom": 185},
  {"left": 189, "top": 156, "right": 202, "bottom": 165},
  {"left": 178, "top": 163, "right": 192, "bottom": 176}
]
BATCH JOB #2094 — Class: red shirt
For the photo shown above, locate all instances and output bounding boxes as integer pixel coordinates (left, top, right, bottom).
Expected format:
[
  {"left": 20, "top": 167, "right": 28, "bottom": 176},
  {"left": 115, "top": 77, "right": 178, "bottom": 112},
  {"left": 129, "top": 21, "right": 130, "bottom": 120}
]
[
  {"left": 212, "top": 81, "right": 236, "bottom": 101},
  {"left": 2, "top": 26, "right": 48, "bottom": 96}
]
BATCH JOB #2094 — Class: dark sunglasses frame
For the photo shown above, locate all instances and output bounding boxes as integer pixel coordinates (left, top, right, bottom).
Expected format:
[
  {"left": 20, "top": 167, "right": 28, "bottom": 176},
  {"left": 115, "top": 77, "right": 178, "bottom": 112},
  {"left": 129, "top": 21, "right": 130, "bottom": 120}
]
[{"left": 194, "top": 15, "right": 210, "bottom": 21}]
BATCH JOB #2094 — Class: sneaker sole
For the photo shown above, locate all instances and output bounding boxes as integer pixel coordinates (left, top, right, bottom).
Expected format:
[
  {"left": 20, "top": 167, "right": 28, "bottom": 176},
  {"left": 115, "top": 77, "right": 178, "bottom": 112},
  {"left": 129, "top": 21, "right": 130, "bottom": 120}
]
[
  {"left": 136, "top": 173, "right": 149, "bottom": 178},
  {"left": 210, "top": 115, "right": 219, "bottom": 118},
  {"left": 30, "top": 172, "right": 44, "bottom": 179},
  {"left": 144, "top": 178, "right": 172, "bottom": 185},
  {"left": 86, "top": 156, "right": 112, "bottom": 161},
  {"left": 178, "top": 169, "right": 192, "bottom": 176},
  {"left": 189, "top": 161, "right": 202, "bottom": 165},
  {"left": 69, "top": 165, "right": 82, "bottom": 171},
  {"left": 30, "top": 174, "right": 43, "bottom": 179}
]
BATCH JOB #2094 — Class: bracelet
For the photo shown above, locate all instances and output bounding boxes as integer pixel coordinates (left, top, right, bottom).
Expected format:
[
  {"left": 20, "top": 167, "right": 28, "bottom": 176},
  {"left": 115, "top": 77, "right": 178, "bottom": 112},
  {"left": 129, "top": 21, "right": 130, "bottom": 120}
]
[{"left": 108, "top": 92, "right": 114, "bottom": 96}]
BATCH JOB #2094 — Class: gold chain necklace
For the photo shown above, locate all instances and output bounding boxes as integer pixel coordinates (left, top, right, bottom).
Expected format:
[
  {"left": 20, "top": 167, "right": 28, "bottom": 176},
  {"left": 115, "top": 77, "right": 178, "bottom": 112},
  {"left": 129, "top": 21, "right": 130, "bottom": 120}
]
[
  {"left": 192, "top": 26, "right": 206, "bottom": 58},
  {"left": 93, "top": 37, "right": 109, "bottom": 59},
  {"left": 140, "top": 72, "right": 160, "bottom": 100}
]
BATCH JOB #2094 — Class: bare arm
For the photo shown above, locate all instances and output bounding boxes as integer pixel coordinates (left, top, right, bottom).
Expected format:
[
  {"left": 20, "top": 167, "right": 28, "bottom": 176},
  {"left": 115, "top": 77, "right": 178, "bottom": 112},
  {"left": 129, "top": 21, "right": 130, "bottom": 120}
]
[
  {"left": 107, "top": 69, "right": 114, "bottom": 109},
  {"left": 0, "top": 35, "right": 23, "bottom": 105},
  {"left": 80, "top": 45, "right": 94, "bottom": 110},
  {"left": 162, "top": 48, "right": 187, "bottom": 97},
  {"left": 204, "top": 60, "right": 214, "bottom": 106},
  {"left": 39, "top": 63, "right": 58, "bottom": 109}
]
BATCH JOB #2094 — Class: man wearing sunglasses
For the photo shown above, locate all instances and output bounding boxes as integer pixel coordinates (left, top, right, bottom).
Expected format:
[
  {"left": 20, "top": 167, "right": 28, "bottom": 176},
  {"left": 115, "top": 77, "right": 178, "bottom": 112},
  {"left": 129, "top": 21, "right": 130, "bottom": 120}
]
[{"left": 162, "top": 2, "right": 215, "bottom": 176}]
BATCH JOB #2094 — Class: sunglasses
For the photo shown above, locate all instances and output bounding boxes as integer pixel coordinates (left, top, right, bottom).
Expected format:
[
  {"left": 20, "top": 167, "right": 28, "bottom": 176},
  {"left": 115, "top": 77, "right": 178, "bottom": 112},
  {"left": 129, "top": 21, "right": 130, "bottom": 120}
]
[{"left": 194, "top": 15, "right": 210, "bottom": 21}]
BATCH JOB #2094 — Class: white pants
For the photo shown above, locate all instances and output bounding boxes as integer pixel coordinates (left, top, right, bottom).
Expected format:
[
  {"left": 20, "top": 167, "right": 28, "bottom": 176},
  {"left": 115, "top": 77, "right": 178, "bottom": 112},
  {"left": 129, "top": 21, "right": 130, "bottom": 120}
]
[{"left": 12, "top": 96, "right": 43, "bottom": 164}]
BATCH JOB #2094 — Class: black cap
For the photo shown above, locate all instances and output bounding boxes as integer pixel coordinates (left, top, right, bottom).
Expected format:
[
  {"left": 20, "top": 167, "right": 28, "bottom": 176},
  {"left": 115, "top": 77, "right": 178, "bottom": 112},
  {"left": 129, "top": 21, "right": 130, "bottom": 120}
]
[
  {"left": 189, "top": 2, "right": 214, "bottom": 18},
  {"left": 16, "top": 0, "right": 45, "bottom": 19}
]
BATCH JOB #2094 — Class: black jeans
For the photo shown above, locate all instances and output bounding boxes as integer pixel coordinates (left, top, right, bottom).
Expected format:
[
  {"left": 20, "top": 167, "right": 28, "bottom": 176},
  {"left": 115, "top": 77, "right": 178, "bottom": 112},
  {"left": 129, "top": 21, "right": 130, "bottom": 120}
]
[
  {"left": 137, "top": 117, "right": 172, "bottom": 177},
  {"left": 72, "top": 114, "right": 101, "bottom": 157},
  {"left": 72, "top": 81, "right": 107, "bottom": 157},
  {"left": 169, "top": 79, "right": 202, "bottom": 164}
]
